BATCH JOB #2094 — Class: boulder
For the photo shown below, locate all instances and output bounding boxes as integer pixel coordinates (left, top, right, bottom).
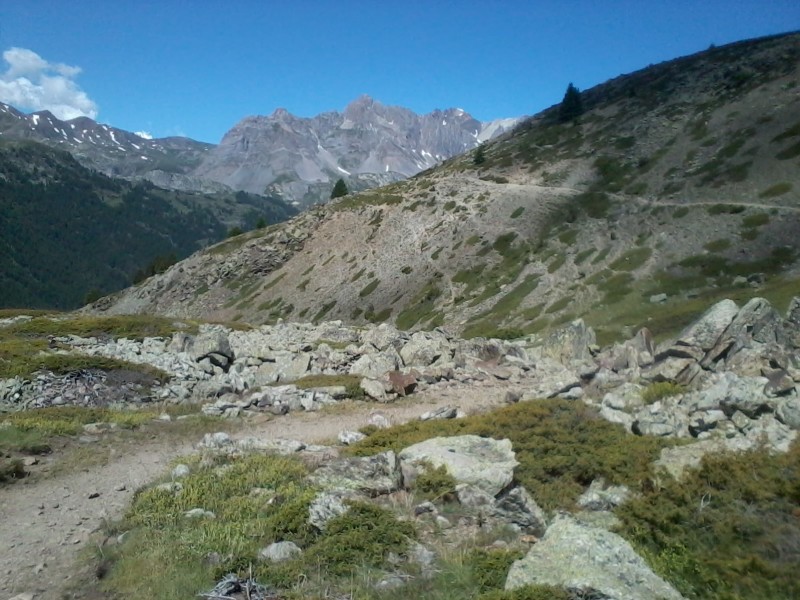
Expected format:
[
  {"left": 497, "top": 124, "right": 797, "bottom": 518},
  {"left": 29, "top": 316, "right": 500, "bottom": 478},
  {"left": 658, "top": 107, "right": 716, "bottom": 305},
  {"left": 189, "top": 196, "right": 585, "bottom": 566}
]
[
  {"left": 655, "top": 416, "right": 796, "bottom": 479},
  {"left": 716, "top": 374, "right": 773, "bottom": 418},
  {"left": 400, "top": 331, "right": 452, "bottom": 367},
  {"left": 338, "top": 430, "right": 367, "bottom": 445},
  {"left": 419, "top": 406, "right": 457, "bottom": 421},
  {"left": 361, "top": 322, "right": 405, "bottom": 351},
  {"left": 349, "top": 349, "right": 401, "bottom": 378},
  {"left": 673, "top": 299, "right": 739, "bottom": 351},
  {"left": 504, "top": 514, "right": 684, "bottom": 600},
  {"left": 776, "top": 396, "right": 800, "bottom": 429},
  {"left": 538, "top": 319, "right": 596, "bottom": 363},
  {"left": 632, "top": 402, "right": 690, "bottom": 437},
  {"left": 492, "top": 486, "right": 547, "bottom": 537},
  {"left": 308, "top": 490, "right": 357, "bottom": 531},
  {"left": 189, "top": 329, "right": 233, "bottom": 363},
  {"left": 399, "top": 435, "right": 518, "bottom": 497},
  {"left": 601, "top": 382, "right": 645, "bottom": 411},
  {"left": 702, "top": 298, "right": 783, "bottom": 367},
  {"left": 310, "top": 451, "right": 401, "bottom": 496},
  {"left": 258, "top": 541, "right": 302, "bottom": 563},
  {"left": 360, "top": 377, "right": 387, "bottom": 401}
]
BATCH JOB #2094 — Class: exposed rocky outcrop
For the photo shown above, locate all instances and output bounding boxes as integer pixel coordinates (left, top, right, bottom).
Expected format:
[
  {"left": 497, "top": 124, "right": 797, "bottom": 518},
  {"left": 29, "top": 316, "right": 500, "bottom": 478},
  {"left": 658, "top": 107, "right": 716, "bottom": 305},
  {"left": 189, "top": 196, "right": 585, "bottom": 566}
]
[{"left": 505, "top": 514, "right": 684, "bottom": 599}]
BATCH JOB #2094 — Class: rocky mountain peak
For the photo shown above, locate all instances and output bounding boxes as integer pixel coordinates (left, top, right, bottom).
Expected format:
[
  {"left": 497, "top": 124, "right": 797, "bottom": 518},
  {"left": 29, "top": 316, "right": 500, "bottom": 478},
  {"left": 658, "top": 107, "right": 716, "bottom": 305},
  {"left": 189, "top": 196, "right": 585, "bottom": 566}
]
[{"left": 193, "top": 96, "right": 521, "bottom": 207}]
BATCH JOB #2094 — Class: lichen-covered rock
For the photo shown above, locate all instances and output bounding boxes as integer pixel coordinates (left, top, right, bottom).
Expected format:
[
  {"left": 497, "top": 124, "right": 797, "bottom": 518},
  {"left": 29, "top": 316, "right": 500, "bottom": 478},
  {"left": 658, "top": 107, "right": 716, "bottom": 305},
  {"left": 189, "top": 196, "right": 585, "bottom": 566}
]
[
  {"left": 349, "top": 349, "right": 401, "bottom": 378},
  {"left": 310, "top": 451, "right": 401, "bottom": 496},
  {"left": 492, "top": 486, "right": 547, "bottom": 537},
  {"left": 399, "top": 435, "right": 518, "bottom": 497},
  {"left": 538, "top": 319, "right": 597, "bottom": 363},
  {"left": 505, "top": 514, "right": 684, "bottom": 599},
  {"left": 400, "top": 330, "right": 452, "bottom": 367},
  {"left": 258, "top": 541, "right": 302, "bottom": 563},
  {"left": 673, "top": 298, "right": 739, "bottom": 351}
]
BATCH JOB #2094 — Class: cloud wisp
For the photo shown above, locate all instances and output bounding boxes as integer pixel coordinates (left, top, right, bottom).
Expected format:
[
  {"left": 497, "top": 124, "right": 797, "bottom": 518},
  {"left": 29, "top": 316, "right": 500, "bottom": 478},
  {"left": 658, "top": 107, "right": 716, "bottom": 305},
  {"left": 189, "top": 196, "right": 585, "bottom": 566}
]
[{"left": 0, "top": 47, "right": 98, "bottom": 120}]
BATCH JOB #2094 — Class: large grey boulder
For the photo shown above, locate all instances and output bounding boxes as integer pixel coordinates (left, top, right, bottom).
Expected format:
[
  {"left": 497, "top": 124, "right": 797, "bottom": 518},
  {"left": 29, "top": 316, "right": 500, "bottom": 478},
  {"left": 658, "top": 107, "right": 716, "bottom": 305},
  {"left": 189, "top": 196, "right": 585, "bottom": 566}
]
[
  {"left": 632, "top": 402, "right": 690, "bottom": 438},
  {"left": 361, "top": 323, "right": 405, "bottom": 351},
  {"left": 673, "top": 299, "right": 739, "bottom": 351},
  {"left": 777, "top": 396, "right": 800, "bottom": 429},
  {"left": 309, "top": 451, "right": 401, "bottom": 496},
  {"left": 400, "top": 331, "right": 453, "bottom": 367},
  {"left": 505, "top": 514, "right": 684, "bottom": 599},
  {"left": 308, "top": 490, "right": 358, "bottom": 531},
  {"left": 349, "top": 348, "right": 401, "bottom": 378},
  {"left": 577, "top": 478, "right": 631, "bottom": 511},
  {"left": 655, "top": 415, "right": 796, "bottom": 479},
  {"left": 399, "top": 435, "right": 518, "bottom": 497},
  {"left": 188, "top": 329, "right": 233, "bottom": 363},
  {"left": 538, "top": 319, "right": 597, "bottom": 363},
  {"left": 249, "top": 353, "right": 308, "bottom": 384},
  {"left": 702, "top": 298, "right": 783, "bottom": 367}
]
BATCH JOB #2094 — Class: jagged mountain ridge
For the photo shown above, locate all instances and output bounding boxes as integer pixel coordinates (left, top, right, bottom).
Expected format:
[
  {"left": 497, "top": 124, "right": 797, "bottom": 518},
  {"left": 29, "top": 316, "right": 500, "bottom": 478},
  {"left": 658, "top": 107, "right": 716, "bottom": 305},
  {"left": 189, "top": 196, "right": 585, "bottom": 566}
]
[
  {"left": 0, "top": 98, "right": 519, "bottom": 207},
  {"left": 192, "top": 95, "right": 521, "bottom": 207},
  {"left": 0, "top": 102, "right": 212, "bottom": 180},
  {"left": 92, "top": 32, "right": 800, "bottom": 344}
]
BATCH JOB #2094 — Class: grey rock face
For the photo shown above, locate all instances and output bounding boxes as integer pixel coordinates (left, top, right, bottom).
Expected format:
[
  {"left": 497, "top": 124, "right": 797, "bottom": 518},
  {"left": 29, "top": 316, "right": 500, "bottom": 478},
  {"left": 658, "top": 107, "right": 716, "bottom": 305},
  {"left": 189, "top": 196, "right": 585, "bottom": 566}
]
[
  {"left": 310, "top": 451, "right": 401, "bottom": 496},
  {"left": 674, "top": 299, "right": 739, "bottom": 351},
  {"left": 492, "top": 486, "right": 548, "bottom": 537},
  {"left": 777, "top": 396, "right": 800, "bottom": 428},
  {"left": 505, "top": 515, "right": 684, "bottom": 599},
  {"left": 192, "top": 96, "right": 520, "bottom": 208},
  {"left": 539, "top": 319, "right": 597, "bottom": 363},
  {"left": 349, "top": 349, "right": 401, "bottom": 378},
  {"left": 400, "top": 331, "right": 453, "bottom": 367},
  {"left": 399, "top": 435, "right": 518, "bottom": 497}
]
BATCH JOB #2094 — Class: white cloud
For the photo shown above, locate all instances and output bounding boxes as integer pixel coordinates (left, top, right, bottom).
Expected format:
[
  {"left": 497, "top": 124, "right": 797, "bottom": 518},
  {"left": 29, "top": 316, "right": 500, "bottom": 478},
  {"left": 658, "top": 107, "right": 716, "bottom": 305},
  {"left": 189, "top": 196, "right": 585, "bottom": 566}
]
[
  {"left": 134, "top": 130, "right": 153, "bottom": 140},
  {"left": 0, "top": 47, "right": 98, "bottom": 120}
]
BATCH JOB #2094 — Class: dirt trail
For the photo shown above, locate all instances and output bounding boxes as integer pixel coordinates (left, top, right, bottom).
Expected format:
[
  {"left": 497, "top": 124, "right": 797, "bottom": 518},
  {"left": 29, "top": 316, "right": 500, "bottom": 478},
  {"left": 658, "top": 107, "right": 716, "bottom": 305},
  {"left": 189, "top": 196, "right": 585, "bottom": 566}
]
[{"left": 0, "top": 380, "right": 510, "bottom": 600}]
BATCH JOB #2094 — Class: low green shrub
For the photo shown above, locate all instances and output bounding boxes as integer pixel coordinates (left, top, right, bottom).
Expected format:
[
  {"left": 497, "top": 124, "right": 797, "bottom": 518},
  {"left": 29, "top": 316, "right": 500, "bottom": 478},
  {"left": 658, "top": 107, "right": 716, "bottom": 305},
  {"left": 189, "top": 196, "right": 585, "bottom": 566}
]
[
  {"left": 759, "top": 182, "right": 792, "bottom": 198},
  {"left": 618, "top": 442, "right": 800, "bottom": 599},
  {"left": 347, "top": 399, "right": 669, "bottom": 512}
]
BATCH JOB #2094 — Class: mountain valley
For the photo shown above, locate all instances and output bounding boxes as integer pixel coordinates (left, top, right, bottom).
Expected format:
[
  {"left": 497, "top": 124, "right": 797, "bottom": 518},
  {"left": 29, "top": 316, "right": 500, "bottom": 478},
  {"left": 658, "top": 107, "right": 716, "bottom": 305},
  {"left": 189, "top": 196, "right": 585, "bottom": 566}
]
[
  {"left": 97, "top": 33, "right": 800, "bottom": 346},
  {"left": 2, "top": 30, "right": 800, "bottom": 600}
]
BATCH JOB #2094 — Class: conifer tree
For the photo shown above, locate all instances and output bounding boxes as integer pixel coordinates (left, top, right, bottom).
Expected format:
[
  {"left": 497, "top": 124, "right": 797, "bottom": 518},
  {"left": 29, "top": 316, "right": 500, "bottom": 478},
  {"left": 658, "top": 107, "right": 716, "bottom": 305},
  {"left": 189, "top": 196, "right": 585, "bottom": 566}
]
[
  {"left": 473, "top": 143, "right": 486, "bottom": 165},
  {"left": 330, "top": 178, "right": 349, "bottom": 199},
  {"left": 558, "top": 83, "right": 584, "bottom": 123}
]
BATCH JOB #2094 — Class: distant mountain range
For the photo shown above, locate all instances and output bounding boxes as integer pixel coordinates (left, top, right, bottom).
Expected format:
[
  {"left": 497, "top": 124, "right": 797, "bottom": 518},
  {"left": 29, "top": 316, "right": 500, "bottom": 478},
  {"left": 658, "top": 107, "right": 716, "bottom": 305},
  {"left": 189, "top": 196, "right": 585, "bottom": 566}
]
[
  {"left": 0, "top": 97, "right": 521, "bottom": 207},
  {"left": 193, "top": 95, "right": 521, "bottom": 207}
]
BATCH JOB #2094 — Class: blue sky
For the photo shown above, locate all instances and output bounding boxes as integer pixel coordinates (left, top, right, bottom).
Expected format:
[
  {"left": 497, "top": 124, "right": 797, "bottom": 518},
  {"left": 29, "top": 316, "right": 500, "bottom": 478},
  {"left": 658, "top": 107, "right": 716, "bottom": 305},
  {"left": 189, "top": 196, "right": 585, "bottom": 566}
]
[{"left": 0, "top": 1, "right": 797, "bottom": 143}]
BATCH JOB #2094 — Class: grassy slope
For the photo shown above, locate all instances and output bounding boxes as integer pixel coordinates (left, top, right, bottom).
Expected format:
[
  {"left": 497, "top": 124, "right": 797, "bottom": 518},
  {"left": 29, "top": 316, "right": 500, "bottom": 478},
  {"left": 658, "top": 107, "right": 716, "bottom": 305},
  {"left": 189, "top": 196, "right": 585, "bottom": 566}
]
[{"left": 101, "top": 32, "right": 800, "bottom": 345}]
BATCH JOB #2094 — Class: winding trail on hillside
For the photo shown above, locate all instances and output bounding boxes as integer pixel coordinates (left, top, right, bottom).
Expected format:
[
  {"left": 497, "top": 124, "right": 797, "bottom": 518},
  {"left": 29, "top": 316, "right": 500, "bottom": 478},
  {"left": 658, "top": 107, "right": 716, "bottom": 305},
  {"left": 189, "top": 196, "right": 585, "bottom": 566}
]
[{"left": 0, "top": 380, "right": 510, "bottom": 600}]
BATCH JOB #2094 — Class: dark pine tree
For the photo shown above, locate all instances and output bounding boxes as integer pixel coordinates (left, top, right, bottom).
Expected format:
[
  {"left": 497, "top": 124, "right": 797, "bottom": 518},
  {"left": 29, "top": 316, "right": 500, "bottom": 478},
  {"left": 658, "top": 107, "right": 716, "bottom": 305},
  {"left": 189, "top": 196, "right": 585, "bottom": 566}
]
[
  {"left": 473, "top": 143, "right": 486, "bottom": 165},
  {"left": 558, "top": 83, "right": 584, "bottom": 123},
  {"left": 330, "top": 178, "right": 349, "bottom": 199}
]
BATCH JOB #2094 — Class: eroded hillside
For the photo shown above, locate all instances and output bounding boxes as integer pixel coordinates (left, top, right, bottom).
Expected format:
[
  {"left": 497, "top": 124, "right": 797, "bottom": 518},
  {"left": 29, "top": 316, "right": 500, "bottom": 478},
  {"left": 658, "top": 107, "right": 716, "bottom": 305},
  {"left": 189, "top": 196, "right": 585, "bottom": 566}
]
[{"left": 94, "top": 33, "right": 800, "bottom": 345}]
